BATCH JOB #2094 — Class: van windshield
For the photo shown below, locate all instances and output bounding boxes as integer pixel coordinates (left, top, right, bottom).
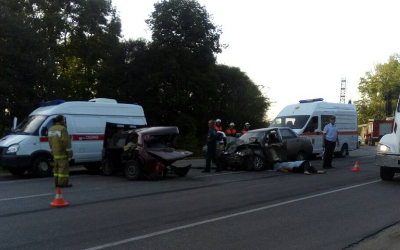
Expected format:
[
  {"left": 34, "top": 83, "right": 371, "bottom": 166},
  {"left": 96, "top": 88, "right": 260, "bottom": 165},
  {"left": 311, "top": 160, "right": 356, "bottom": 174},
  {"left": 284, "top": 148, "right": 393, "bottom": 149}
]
[
  {"left": 13, "top": 115, "right": 47, "bottom": 135},
  {"left": 269, "top": 115, "right": 310, "bottom": 129}
]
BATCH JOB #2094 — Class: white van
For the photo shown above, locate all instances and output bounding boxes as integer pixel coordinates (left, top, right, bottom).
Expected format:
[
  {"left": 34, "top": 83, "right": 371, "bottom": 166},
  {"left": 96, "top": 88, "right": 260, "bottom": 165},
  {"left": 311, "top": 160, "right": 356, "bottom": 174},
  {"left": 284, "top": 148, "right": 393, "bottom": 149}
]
[
  {"left": 269, "top": 98, "right": 358, "bottom": 157},
  {"left": 0, "top": 99, "right": 147, "bottom": 177}
]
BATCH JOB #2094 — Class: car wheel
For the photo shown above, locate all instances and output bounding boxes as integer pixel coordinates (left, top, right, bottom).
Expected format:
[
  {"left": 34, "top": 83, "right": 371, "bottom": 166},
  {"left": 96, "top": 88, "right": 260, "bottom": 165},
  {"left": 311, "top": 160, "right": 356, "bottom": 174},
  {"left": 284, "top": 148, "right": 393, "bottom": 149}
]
[
  {"left": 380, "top": 167, "right": 395, "bottom": 181},
  {"left": 9, "top": 168, "right": 27, "bottom": 176},
  {"left": 124, "top": 160, "right": 142, "bottom": 181},
  {"left": 247, "top": 155, "right": 264, "bottom": 171},
  {"left": 101, "top": 159, "right": 114, "bottom": 176},
  {"left": 32, "top": 156, "right": 53, "bottom": 177},
  {"left": 296, "top": 152, "right": 307, "bottom": 161}
]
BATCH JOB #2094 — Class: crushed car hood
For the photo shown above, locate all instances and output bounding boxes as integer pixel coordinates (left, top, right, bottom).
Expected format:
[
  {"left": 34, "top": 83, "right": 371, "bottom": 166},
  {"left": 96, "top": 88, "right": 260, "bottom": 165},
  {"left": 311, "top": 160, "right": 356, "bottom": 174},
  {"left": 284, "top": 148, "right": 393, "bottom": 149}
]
[
  {"left": 225, "top": 138, "right": 261, "bottom": 153},
  {"left": 146, "top": 148, "right": 193, "bottom": 162}
]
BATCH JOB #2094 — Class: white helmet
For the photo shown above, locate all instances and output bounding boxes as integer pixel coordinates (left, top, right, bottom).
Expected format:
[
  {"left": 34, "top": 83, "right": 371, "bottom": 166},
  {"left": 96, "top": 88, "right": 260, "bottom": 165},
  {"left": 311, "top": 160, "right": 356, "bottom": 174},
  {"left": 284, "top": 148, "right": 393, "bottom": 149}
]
[
  {"left": 245, "top": 122, "right": 250, "bottom": 126},
  {"left": 216, "top": 119, "right": 221, "bottom": 123},
  {"left": 230, "top": 122, "right": 235, "bottom": 126}
]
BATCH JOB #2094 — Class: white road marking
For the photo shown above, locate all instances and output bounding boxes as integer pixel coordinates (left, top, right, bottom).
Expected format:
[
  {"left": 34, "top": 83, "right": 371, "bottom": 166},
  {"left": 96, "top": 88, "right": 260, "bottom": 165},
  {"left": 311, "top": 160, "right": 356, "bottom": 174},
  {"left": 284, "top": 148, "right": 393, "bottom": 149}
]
[
  {"left": 84, "top": 179, "right": 381, "bottom": 250},
  {"left": 0, "top": 187, "right": 104, "bottom": 202},
  {"left": 0, "top": 193, "right": 53, "bottom": 201}
]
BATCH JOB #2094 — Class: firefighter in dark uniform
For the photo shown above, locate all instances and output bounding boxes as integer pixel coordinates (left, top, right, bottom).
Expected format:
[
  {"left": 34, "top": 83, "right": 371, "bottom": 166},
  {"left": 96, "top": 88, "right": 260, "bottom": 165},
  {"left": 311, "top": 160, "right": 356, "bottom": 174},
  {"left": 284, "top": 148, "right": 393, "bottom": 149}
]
[
  {"left": 48, "top": 115, "right": 73, "bottom": 187},
  {"left": 202, "top": 120, "right": 222, "bottom": 173}
]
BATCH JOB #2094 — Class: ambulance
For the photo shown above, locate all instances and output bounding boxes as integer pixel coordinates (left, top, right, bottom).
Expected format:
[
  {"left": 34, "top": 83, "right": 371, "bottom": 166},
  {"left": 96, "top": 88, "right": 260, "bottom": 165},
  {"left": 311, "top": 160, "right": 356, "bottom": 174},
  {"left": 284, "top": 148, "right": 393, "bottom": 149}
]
[
  {"left": 269, "top": 98, "right": 358, "bottom": 157},
  {"left": 0, "top": 99, "right": 147, "bottom": 177}
]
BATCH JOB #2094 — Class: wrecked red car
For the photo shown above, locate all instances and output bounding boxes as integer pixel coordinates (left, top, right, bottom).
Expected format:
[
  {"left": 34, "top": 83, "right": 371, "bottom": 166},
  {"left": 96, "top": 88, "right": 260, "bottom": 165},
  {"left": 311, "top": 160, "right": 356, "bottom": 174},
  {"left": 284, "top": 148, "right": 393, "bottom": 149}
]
[{"left": 101, "top": 123, "right": 193, "bottom": 181}]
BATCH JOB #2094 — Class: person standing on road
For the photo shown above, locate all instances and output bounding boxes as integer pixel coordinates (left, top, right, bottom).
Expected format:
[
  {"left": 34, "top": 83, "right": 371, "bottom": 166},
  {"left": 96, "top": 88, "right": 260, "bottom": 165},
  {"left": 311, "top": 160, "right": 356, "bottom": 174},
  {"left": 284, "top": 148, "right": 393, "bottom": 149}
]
[
  {"left": 48, "top": 115, "right": 73, "bottom": 187},
  {"left": 322, "top": 115, "right": 339, "bottom": 169},
  {"left": 203, "top": 120, "right": 222, "bottom": 173}
]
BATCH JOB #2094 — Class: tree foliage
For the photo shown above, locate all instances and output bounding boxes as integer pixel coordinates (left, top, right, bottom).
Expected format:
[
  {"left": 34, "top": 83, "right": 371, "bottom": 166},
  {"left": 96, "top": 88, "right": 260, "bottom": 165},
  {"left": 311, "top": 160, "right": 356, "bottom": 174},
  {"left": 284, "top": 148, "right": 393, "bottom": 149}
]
[
  {"left": 0, "top": 0, "right": 271, "bottom": 154},
  {"left": 356, "top": 54, "right": 400, "bottom": 124}
]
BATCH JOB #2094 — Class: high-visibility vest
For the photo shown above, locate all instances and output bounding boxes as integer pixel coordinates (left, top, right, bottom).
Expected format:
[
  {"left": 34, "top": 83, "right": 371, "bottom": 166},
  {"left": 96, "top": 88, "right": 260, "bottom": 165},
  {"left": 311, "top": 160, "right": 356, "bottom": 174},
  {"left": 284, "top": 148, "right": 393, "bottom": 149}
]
[
  {"left": 242, "top": 129, "right": 249, "bottom": 134},
  {"left": 48, "top": 123, "right": 73, "bottom": 159},
  {"left": 215, "top": 125, "right": 223, "bottom": 131},
  {"left": 226, "top": 128, "right": 236, "bottom": 136}
]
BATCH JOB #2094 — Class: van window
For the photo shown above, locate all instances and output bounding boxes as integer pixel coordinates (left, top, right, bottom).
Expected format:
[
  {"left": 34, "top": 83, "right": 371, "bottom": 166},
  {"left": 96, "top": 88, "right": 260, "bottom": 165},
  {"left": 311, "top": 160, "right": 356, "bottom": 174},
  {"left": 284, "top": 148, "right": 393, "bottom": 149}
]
[
  {"left": 41, "top": 118, "right": 55, "bottom": 136},
  {"left": 73, "top": 117, "right": 103, "bottom": 133},
  {"left": 13, "top": 115, "right": 47, "bottom": 135},
  {"left": 304, "top": 116, "right": 319, "bottom": 132},
  {"left": 321, "top": 115, "right": 333, "bottom": 129},
  {"left": 270, "top": 115, "right": 310, "bottom": 129}
]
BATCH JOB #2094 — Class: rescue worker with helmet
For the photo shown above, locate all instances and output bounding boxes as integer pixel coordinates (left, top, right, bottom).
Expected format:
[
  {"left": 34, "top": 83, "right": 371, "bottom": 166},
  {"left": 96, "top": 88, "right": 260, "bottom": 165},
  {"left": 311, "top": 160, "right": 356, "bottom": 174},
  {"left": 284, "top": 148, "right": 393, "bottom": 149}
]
[
  {"left": 48, "top": 115, "right": 73, "bottom": 187},
  {"left": 215, "top": 119, "right": 223, "bottom": 131},
  {"left": 242, "top": 122, "right": 251, "bottom": 134},
  {"left": 226, "top": 122, "right": 237, "bottom": 137}
]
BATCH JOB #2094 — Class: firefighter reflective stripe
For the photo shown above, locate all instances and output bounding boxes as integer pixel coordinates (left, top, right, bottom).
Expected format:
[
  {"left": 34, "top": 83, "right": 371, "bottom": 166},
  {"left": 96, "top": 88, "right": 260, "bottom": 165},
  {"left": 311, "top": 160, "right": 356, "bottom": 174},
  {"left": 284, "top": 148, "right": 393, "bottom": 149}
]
[
  {"left": 66, "top": 148, "right": 72, "bottom": 152},
  {"left": 54, "top": 173, "right": 69, "bottom": 177},
  {"left": 48, "top": 131, "right": 61, "bottom": 137},
  {"left": 54, "top": 155, "right": 68, "bottom": 159}
]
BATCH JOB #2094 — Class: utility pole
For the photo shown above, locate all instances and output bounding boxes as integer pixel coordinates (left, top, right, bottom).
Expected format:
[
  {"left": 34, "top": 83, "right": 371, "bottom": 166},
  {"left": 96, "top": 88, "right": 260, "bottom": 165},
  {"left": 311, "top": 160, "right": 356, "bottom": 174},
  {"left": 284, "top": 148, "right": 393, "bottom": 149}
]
[{"left": 340, "top": 78, "right": 346, "bottom": 103}]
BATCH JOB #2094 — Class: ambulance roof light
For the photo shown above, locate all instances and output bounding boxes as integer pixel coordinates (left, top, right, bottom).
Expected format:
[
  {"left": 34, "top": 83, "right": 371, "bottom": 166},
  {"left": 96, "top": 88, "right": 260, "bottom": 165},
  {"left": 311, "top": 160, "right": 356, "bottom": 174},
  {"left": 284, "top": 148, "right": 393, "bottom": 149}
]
[
  {"left": 40, "top": 100, "right": 65, "bottom": 107},
  {"left": 89, "top": 98, "right": 117, "bottom": 103},
  {"left": 299, "top": 98, "right": 324, "bottom": 103}
]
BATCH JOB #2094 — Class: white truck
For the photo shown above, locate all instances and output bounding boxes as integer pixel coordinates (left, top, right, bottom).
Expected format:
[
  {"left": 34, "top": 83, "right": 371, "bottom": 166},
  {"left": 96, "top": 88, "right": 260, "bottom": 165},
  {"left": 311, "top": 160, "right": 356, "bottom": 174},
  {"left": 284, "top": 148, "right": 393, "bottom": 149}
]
[
  {"left": 269, "top": 98, "right": 359, "bottom": 157},
  {"left": 0, "top": 98, "right": 147, "bottom": 177},
  {"left": 375, "top": 93, "right": 400, "bottom": 180}
]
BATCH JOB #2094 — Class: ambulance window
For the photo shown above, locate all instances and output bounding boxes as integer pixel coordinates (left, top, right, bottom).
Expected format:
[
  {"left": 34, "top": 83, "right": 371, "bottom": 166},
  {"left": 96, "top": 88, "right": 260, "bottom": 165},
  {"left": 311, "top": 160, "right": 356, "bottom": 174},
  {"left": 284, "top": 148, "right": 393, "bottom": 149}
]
[
  {"left": 14, "top": 115, "right": 47, "bottom": 135},
  {"left": 40, "top": 118, "right": 55, "bottom": 136},
  {"left": 321, "top": 115, "right": 332, "bottom": 129},
  {"left": 305, "top": 116, "right": 318, "bottom": 132}
]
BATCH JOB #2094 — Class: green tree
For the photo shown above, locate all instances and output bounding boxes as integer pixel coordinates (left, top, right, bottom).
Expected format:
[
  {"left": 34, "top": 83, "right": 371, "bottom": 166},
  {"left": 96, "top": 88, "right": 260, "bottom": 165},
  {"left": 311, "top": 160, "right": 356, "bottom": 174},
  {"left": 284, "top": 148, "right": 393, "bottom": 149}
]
[
  {"left": 0, "top": 0, "right": 59, "bottom": 131},
  {"left": 356, "top": 54, "right": 400, "bottom": 124},
  {"left": 143, "top": 0, "right": 225, "bottom": 129},
  {"left": 213, "top": 65, "right": 270, "bottom": 129}
]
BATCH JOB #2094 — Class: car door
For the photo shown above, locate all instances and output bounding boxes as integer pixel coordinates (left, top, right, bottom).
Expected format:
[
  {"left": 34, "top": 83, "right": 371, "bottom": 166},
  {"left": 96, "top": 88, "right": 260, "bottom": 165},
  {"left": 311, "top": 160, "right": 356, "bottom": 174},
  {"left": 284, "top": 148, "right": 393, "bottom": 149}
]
[{"left": 279, "top": 128, "right": 301, "bottom": 160}]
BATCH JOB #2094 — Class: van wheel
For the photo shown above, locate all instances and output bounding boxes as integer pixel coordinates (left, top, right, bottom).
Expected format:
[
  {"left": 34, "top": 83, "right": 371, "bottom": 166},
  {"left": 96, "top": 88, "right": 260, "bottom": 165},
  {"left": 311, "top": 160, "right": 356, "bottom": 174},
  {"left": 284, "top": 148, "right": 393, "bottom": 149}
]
[
  {"left": 101, "top": 159, "right": 114, "bottom": 176},
  {"left": 9, "top": 168, "right": 27, "bottom": 176},
  {"left": 32, "top": 156, "right": 53, "bottom": 177},
  {"left": 124, "top": 160, "right": 142, "bottom": 180},
  {"left": 380, "top": 167, "right": 395, "bottom": 181}
]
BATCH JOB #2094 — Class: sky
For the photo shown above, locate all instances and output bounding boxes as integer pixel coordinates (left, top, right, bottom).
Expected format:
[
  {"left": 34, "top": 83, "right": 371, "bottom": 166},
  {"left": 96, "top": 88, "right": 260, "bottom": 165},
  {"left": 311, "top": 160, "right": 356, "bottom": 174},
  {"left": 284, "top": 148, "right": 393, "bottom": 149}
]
[{"left": 111, "top": 0, "right": 400, "bottom": 120}]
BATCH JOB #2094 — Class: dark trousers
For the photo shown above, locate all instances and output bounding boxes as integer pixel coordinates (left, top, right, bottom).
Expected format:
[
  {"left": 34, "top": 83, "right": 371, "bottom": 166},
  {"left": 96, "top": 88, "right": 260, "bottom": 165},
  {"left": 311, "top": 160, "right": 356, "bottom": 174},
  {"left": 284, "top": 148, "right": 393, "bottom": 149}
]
[
  {"left": 205, "top": 146, "right": 221, "bottom": 170},
  {"left": 323, "top": 140, "right": 336, "bottom": 167}
]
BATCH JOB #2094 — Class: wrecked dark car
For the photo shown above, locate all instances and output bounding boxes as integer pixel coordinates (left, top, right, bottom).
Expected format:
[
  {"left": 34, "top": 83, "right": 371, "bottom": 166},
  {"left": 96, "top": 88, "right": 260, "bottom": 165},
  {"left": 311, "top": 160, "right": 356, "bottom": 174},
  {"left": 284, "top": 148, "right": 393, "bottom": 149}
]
[
  {"left": 219, "top": 127, "right": 313, "bottom": 171},
  {"left": 101, "top": 123, "right": 193, "bottom": 181}
]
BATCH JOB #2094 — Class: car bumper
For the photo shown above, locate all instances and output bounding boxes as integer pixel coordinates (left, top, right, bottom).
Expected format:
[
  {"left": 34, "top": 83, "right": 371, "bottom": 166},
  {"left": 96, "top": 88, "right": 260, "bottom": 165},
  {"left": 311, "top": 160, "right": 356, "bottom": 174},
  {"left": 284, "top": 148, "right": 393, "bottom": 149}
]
[
  {"left": 0, "top": 154, "right": 31, "bottom": 169},
  {"left": 375, "top": 153, "right": 400, "bottom": 169},
  {"left": 220, "top": 153, "right": 247, "bottom": 166}
]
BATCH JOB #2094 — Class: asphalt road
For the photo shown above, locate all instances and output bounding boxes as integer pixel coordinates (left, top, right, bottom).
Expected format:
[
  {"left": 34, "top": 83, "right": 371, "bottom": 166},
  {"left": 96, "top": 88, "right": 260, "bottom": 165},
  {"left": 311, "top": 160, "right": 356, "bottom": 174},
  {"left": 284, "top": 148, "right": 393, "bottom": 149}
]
[{"left": 1, "top": 146, "right": 399, "bottom": 250}]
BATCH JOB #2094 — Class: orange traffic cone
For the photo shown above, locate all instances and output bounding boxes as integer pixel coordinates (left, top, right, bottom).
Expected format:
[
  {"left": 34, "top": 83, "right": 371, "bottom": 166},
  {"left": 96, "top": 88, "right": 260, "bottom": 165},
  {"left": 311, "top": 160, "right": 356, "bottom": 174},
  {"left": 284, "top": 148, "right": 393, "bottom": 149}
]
[
  {"left": 50, "top": 187, "right": 69, "bottom": 207},
  {"left": 351, "top": 161, "right": 361, "bottom": 172}
]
